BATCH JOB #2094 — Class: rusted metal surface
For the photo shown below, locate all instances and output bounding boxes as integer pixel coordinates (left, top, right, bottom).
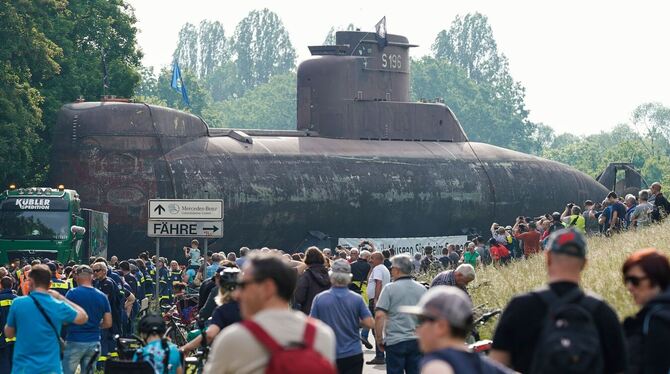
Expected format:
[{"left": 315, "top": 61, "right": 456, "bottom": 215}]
[{"left": 49, "top": 31, "right": 609, "bottom": 258}]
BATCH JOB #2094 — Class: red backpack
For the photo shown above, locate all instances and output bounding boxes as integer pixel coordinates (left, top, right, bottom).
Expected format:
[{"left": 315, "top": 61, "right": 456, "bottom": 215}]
[{"left": 242, "top": 318, "right": 336, "bottom": 374}]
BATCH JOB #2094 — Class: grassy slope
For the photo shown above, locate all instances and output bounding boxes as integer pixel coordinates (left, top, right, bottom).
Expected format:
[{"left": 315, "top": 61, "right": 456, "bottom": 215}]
[{"left": 434, "top": 222, "right": 670, "bottom": 338}]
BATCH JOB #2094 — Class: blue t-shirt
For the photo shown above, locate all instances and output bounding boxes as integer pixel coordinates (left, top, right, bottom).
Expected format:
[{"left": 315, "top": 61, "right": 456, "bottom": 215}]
[
  {"left": 65, "top": 286, "right": 111, "bottom": 342},
  {"left": 205, "top": 264, "right": 218, "bottom": 279},
  {"left": 7, "top": 291, "right": 78, "bottom": 374},
  {"left": 133, "top": 339, "right": 182, "bottom": 374},
  {"left": 310, "top": 286, "right": 371, "bottom": 359}
]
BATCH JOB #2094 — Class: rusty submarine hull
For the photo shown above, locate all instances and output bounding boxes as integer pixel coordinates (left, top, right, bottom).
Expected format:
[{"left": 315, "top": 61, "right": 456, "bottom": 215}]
[{"left": 49, "top": 31, "right": 608, "bottom": 258}]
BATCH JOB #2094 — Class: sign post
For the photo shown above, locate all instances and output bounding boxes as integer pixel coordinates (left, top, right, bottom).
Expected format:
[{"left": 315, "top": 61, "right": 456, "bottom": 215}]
[
  {"left": 147, "top": 199, "right": 224, "bottom": 310},
  {"left": 155, "top": 238, "right": 160, "bottom": 307}
]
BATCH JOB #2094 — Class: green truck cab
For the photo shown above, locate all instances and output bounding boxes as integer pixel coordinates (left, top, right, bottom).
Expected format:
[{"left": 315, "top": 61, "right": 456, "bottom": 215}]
[{"left": 0, "top": 186, "right": 108, "bottom": 264}]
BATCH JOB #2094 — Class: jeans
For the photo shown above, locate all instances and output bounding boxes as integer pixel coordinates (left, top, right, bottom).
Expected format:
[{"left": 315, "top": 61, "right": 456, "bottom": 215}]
[
  {"left": 63, "top": 341, "right": 101, "bottom": 374},
  {"left": 384, "top": 339, "right": 421, "bottom": 374},
  {"left": 368, "top": 299, "right": 384, "bottom": 360}
]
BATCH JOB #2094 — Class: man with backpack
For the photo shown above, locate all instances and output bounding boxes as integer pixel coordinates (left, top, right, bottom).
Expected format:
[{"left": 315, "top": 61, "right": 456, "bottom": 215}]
[
  {"left": 204, "top": 252, "right": 336, "bottom": 374},
  {"left": 489, "top": 228, "right": 627, "bottom": 374}
]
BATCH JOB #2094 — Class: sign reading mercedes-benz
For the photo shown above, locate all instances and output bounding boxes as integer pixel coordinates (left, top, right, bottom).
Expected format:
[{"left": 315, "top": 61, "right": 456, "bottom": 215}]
[
  {"left": 148, "top": 199, "right": 223, "bottom": 220},
  {"left": 147, "top": 220, "right": 223, "bottom": 238}
]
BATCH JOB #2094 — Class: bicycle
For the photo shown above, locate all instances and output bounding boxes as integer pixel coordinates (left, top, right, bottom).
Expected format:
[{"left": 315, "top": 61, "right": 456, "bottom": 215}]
[
  {"left": 162, "top": 304, "right": 190, "bottom": 347},
  {"left": 468, "top": 307, "right": 502, "bottom": 355}
]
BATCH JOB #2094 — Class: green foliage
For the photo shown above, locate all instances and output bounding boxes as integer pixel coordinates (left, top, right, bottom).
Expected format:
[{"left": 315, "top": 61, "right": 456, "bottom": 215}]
[
  {"left": 0, "top": 0, "right": 142, "bottom": 187},
  {"left": 155, "top": 67, "right": 211, "bottom": 116},
  {"left": 173, "top": 20, "right": 229, "bottom": 79},
  {"left": 432, "top": 12, "right": 527, "bottom": 119},
  {"left": 203, "top": 73, "right": 296, "bottom": 129},
  {"left": 0, "top": 0, "right": 63, "bottom": 186},
  {"left": 231, "top": 9, "right": 296, "bottom": 93},
  {"left": 411, "top": 57, "right": 539, "bottom": 153},
  {"left": 542, "top": 122, "right": 670, "bottom": 187}
]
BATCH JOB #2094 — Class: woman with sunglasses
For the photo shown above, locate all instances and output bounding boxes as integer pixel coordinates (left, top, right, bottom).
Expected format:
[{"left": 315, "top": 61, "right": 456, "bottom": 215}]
[{"left": 622, "top": 248, "right": 670, "bottom": 374}]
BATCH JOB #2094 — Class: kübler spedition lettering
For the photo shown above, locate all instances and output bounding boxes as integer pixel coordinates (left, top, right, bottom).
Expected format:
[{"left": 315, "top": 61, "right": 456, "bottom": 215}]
[{"left": 154, "top": 222, "right": 198, "bottom": 235}]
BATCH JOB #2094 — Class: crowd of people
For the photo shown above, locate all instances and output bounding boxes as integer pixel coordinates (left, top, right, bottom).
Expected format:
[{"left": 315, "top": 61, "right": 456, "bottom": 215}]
[{"left": 0, "top": 183, "right": 669, "bottom": 374}]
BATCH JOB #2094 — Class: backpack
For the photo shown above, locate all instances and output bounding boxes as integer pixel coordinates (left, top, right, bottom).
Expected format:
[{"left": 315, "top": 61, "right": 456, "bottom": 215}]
[
  {"left": 529, "top": 287, "right": 604, "bottom": 374},
  {"left": 242, "top": 318, "right": 336, "bottom": 374}
]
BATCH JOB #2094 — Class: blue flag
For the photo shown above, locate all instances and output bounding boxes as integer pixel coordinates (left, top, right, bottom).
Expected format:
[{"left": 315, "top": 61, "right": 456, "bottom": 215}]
[{"left": 171, "top": 61, "right": 190, "bottom": 107}]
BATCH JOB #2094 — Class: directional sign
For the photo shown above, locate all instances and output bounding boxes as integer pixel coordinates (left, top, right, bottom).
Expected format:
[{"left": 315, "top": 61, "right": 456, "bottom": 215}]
[
  {"left": 148, "top": 199, "right": 223, "bottom": 220},
  {"left": 148, "top": 220, "right": 223, "bottom": 238}
]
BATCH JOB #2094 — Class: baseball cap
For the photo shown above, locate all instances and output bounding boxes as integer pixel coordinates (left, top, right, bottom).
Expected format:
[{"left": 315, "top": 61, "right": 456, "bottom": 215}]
[
  {"left": 399, "top": 286, "right": 473, "bottom": 329},
  {"left": 331, "top": 259, "right": 351, "bottom": 274},
  {"left": 505, "top": 225, "right": 512, "bottom": 230},
  {"left": 76, "top": 265, "right": 94, "bottom": 275},
  {"left": 546, "top": 228, "right": 587, "bottom": 258}
]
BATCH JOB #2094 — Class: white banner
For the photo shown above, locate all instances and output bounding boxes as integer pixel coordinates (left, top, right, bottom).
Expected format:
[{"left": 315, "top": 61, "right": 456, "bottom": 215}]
[{"left": 338, "top": 235, "right": 469, "bottom": 256}]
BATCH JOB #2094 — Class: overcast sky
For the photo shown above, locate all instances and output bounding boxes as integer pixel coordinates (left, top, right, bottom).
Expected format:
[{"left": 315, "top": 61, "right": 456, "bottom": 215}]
[{"left": 127, "top": 0, "right": 670, "bottom": 136}]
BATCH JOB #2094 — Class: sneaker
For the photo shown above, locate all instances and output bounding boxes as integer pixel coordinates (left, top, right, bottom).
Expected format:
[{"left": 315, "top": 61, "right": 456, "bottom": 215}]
[
  {"left": 360, "top": 337, "right": 373, "bottom": 349},
  {"left": 365, "top": 358, "right": 385, "bottom": 365}
]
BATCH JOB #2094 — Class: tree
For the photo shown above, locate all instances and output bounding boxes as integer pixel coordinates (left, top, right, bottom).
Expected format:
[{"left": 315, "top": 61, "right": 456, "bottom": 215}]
[
  {"left": 203, "top": 73, "right": 296, "bottom": 129},
  {"left": 411, "top": 56, "right": 538, "bottom": 152},
  {"left": 154, "top": 66, "right": 210, "bottom": 116},
  {"left": 432, "top": 13, "right": 527, "bottom": 119},
  {"left": 173, "top": 20, "right": 229, "bottom": 79},
  {"left": 231, "top": 9, "right": 296, "bottom": 93},
  {"left": 0, "top": 0, "right": 63, "bottom": 186},
  {"left": 631, "top": 102, "right": 670, "bottom": 157}
]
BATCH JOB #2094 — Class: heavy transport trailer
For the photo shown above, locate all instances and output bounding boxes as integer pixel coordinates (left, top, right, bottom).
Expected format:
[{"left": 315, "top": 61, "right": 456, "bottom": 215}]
[
  {"left": 0, "top": 185, "right": 108, "bottom": 264},
  {"left": 48, "top": 31, "right": 608, "bottom": 259}
]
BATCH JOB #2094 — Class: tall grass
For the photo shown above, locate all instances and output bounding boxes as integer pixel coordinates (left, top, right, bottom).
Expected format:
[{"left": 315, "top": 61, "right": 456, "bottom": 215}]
[{"left": 425, "top": 222, "right": 670, "bottom": 338}]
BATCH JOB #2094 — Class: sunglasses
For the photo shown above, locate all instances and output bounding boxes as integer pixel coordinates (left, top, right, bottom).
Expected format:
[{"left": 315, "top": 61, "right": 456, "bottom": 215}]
[
  {"left": 236, "top": 279, "right": 261, "bottom": 290},
  {"left": 416, "top": 315, "right": 437, "bottom": 325},
  {"left": 93, "top": 269, "right": 104, "bottom": 273},
  {"left": 624, "top": 275, "right": 648, "bottom": 287}
]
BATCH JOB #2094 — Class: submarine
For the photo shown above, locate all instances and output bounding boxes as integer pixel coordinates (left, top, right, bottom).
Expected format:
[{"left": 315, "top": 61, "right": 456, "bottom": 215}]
[{"left": 49, "top": 31, "right": 609, "bottom": 258}]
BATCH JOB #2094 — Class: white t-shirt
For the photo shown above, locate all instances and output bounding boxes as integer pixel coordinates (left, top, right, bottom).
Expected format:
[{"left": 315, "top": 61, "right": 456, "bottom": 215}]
[
  {"left": 188, "top": 248, "right": 201, "bottom": 266},
  {"left": 204, "top": 309, "right": 335, "bottom": 374},
  {"left": 367, "top": 264, "right": 391, "bottom": 300}
]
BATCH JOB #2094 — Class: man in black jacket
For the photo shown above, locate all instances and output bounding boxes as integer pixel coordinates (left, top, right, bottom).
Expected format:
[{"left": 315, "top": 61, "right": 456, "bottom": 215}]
[{"left": 650, "top": 182, "right": 670, "bottom": 222}]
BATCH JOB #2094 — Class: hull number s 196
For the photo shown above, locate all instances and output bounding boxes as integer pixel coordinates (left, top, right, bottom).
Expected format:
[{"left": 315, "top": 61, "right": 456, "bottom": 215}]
[{"left": 381, "top": 53, "right": 402, "bottom": 70}]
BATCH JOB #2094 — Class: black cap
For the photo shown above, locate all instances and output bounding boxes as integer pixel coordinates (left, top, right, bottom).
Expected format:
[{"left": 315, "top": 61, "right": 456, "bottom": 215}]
[
  {"left": 138, "top": 313, "right": 166, "bottom": 335},
  {"left": 546, "top": 228, "right": 587, "bottom": 258}
]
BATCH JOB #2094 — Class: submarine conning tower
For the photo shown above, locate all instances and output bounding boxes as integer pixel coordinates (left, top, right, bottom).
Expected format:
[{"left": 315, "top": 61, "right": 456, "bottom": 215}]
[{"left": 297, "top": 31, "right": 468, "bottom": 142}]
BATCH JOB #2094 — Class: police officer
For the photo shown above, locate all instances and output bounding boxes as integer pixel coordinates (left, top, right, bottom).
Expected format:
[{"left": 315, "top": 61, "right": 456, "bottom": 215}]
[
  {"left": 168, "top": 261, "right": 183, "bottom": 293},
  {"left": 139, "top": 253, "right": 156, "bottom": 297},
  {"left": 156, "top": 258, "right": 171, "bottom": 306},
  {"left": 92, "top": 262, "right": 126, "bottom": 363},
  {"left": 48, "top": 262, "right": 70, "bottom": 296},
  {"left": 0, "top": 276, "right": 17, "bottom": 373}
]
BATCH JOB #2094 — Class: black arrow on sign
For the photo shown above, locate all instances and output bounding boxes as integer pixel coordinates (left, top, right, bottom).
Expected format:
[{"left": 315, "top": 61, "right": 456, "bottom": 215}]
[
  {"left": 154, "top": 204, "right": 165, "bottom": 215},
  {"left": 203, "top": 225, "right": 219, "bottom": 233}
]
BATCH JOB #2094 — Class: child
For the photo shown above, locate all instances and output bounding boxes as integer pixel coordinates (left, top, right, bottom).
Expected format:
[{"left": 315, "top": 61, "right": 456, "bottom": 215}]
[{"left": 134, "top": 314, "right": 183, "bottom": 374}]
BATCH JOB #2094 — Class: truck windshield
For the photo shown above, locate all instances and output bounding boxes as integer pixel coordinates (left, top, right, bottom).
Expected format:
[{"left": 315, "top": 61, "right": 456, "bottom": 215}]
[{"left": 0, "top": 211, "right": 70, "bottom": 240}]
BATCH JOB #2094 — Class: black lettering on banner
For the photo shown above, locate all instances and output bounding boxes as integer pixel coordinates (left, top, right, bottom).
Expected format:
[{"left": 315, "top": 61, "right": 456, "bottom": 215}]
[{"left": 189, "top": 224, "right": 197, "bottom": 235}]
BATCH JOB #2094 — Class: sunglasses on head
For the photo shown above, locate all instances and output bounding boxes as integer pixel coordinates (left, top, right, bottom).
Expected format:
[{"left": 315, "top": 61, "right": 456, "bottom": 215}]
[{"left": 624, "top": 275, "right": 648, "bottom": 287}]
